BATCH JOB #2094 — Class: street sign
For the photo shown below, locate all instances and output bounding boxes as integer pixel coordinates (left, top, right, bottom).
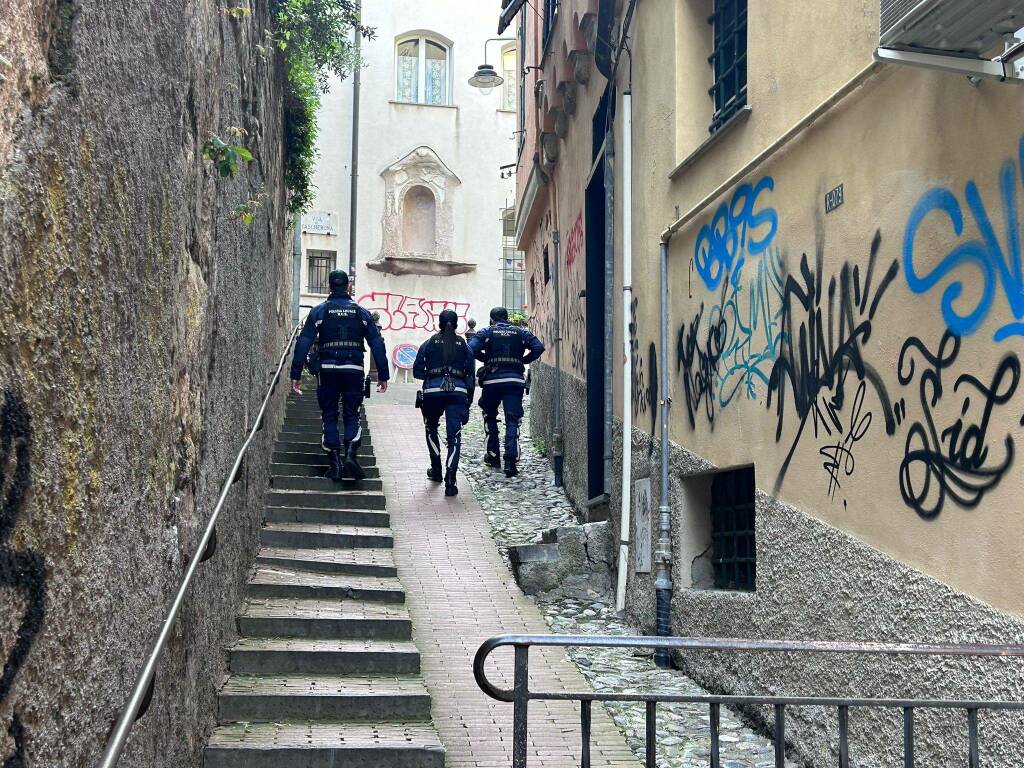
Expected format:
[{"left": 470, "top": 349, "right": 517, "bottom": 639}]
[
  {"left": 302, "top": 210, "right": 338, "bottom": 235},
  {"left": 825, "top": 184, "right": 845, "bottom": 214},
  {"left": 392, "top": 343, "right": 418, "bottom": 370}
]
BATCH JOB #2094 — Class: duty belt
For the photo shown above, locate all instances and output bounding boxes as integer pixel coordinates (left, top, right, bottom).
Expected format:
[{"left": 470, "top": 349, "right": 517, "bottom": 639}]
[
  {"left": 488, "top": 356, "right": 523, "bottom": 366},
  {"left": 321, "top": 340, "right": 362, "bottom": 349},
  {"left": 428, "top": 366, "right": 460, "bottom": 376}
]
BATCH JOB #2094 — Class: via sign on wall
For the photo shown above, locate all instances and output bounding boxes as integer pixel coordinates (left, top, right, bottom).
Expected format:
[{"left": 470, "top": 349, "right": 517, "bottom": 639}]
[{"left": 302, "top": 211, "right": 338, "bottom": 235}]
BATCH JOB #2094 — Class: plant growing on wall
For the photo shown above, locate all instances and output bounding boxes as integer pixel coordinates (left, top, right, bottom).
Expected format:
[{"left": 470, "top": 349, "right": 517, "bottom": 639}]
[
  {"left": 202, "top": 135, "right": 253, "bottom": 177},
  {"left": 271, "top": 0, "right": 375, "bottom": 213}
]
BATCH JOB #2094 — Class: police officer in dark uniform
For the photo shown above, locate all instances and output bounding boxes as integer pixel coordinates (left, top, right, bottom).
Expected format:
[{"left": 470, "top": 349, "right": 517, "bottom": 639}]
[
  {"left": 290, "top": 270, "right": 389, "bottom": 481},
  {"left": 468, "top": 307, "right": 545, "bottom": 477},
  {"left": 413, "top": 310, "right": 475, "bottom": 497}
]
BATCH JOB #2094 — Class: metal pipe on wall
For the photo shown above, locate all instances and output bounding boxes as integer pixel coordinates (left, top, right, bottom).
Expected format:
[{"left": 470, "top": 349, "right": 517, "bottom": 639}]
[
  {"left": 654, "top": 237, "right": 673, "bottom": 668},
  {"left": 347, "top": 0, "right": 362, "bottom": 287},
  {"left": 615, "top": 90, "right": 633, "bottom": 613},
  {"left": 550, "top": 176, "right": 564, "bottom": 487},
  {"left": 292, "top": 217, "right": 302, "bottom": 324}
]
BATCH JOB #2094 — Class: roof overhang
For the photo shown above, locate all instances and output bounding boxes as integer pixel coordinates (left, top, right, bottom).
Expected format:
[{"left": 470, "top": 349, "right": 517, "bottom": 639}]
[{"left": 498, "top": 0, "right": 528, "bottom": 34}]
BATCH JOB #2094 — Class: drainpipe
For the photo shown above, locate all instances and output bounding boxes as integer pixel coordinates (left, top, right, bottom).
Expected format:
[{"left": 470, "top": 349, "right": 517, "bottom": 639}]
[
  {"left": 347, "top": 0, "right": 362, "bottom": 290},
  {"left": 550, "top": 177, "right": 564, "bottom": 487},
  {"left": 654, "top": 236, "right": 673, "bottom": 668},
  {"left": 292, "top": 217, "right": 302, "bottom": 325},
  {"left": 615, "top": 89, "right": 633, "bottom": 614},
  {"left": 602, "top": 100, "right": 615, "bottom": 502}
]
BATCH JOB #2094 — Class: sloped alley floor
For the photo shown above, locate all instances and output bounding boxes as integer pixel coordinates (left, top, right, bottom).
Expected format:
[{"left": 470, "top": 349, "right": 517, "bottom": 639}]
[{"left": 367, "top": 381, "right": 794, "bottom": 768}]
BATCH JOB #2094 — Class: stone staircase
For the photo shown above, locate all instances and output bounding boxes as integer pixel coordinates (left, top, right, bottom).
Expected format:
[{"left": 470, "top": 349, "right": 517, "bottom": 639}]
[{"left": 204, "top": 393, "right": 445, "bottom": 768}]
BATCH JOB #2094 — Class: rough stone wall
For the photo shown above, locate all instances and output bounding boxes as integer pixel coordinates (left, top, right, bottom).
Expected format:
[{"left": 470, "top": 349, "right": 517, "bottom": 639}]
[
  {"left": 0, "top": 2, "right": 292, "bottom": 766},
  {"left": 528, "top": 362, "right": 590, "bottom": 512}
]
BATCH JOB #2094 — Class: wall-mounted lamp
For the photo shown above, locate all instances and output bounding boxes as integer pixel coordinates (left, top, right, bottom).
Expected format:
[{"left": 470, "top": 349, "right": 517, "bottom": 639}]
[{"left": 468, "top": 37, "right": 515, "bottom": 95}]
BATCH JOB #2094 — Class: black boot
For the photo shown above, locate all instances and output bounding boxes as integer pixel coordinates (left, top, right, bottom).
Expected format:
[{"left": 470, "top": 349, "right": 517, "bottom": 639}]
[
  {"left": 504, "top": 456, "right": 518, "bottom": 478},
  {"left": 484, "top": 452, "right": 501, "bottom": 469},
  {"left": 444, "top": 471, "right": 458, "bottom": 497},
  {"left": 343, "top": 441, "right": 366, "bottom": 481},
  {"left": 427, "top": 462, "right": 442, "bottom": 482},
  {"left": 326, "top": 448, "right": 343, "bottom": 482}
]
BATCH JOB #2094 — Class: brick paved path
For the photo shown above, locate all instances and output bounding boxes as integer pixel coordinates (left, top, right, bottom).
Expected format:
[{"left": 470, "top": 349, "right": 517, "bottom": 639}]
[{"left": 367, "top": 385, "right": 640, "bottom": 768}]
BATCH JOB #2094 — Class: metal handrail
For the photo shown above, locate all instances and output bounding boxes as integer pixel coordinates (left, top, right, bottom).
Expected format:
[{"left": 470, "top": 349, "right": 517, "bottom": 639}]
[
  {"left": 98, "top": 324, "right": 300, "bottom": 767},
  {"left": 474, "top": 633, "right": 1024, "bottom": 768}
]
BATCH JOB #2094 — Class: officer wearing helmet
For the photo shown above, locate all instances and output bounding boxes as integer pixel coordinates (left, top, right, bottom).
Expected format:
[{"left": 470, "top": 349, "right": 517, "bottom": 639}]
[
  {"left": 290, "top": 270, "right": 389, "bottom": 481},
  {"left": 413, "top": 309, "right": 475, "bottom": 497},
  {"left": 468, "top": 307, "right": 545, "bottom": 477}
]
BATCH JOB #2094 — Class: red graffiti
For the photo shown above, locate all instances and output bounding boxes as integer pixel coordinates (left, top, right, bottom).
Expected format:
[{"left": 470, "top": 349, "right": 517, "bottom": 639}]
[
  {"left": 358, "top": 292, "right": 471, "bottom": 333},
  {"left": 565, "top": 212, "right": 584, "bottom": 268}
]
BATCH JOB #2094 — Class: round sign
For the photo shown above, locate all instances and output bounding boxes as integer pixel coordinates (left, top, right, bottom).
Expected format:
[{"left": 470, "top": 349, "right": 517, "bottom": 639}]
[{"left": 392, "top": 343, "right": 418, "bottom": 370}]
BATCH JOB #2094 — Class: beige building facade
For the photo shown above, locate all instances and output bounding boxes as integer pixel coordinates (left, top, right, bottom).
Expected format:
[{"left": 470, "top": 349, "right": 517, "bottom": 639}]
[{"left": 509, "top": 0, "right": 1024, "bottom": 763}]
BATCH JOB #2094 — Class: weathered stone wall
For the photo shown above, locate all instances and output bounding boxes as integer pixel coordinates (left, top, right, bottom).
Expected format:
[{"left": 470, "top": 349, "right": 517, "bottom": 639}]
[
  {"left": 0, "top": 2, "right": 292, "bottom": 766},
  {"left": 527, "top": 362, "right": 589, "bottom": 512}
]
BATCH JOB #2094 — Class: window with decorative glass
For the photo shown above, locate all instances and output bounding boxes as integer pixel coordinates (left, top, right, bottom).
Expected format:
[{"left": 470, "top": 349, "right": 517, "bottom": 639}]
[
  {"left": 501, "top": 46, "right": 517, "bottom": 112},
  {"left": 306, "top": 250, "right": 336, "bottom": 295},
  {"left": 396, "top": 36, "right": 450, "bottom": 106},
  {"left": 500, "top": 209, "right": 526, "bottom": 311},
  {"left": 707, "top": 0, "right": 747, "bottom": 133}
]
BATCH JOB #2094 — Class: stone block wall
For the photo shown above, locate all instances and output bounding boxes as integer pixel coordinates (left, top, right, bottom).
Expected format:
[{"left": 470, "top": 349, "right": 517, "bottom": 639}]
[{"left": 0, "top": 2, "right": 292, "bottom": 766}]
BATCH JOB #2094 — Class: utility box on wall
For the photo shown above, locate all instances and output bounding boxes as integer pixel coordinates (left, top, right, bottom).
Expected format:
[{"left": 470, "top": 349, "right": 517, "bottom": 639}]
[{"left": 880, "top": 0, "right": 1024, "bottom": 54}]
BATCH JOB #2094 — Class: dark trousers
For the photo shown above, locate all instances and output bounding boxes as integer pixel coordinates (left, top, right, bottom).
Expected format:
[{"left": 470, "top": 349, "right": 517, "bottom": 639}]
[
  {"left": 480, "top": 383, "right": 525, "bottom": 461},
  {"left": 317, "top": 370, "right": 364, "bottom": 450},
  {"left": 422, "top": 392, "right": 469, "bottom": 475}
]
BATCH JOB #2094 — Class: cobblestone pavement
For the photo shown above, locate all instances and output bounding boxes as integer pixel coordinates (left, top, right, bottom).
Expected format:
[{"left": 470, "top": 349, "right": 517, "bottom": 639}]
[{"left": 459, "top": 392, "right": 793, "bottom": 768}]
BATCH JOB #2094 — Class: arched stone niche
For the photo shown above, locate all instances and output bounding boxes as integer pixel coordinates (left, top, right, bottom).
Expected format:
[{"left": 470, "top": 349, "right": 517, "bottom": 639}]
[{"left": 372, "top": 146, "right": 475, "bottom": 276}]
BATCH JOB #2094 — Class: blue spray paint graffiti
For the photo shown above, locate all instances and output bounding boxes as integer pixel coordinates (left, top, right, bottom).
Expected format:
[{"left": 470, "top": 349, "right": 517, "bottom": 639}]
[
  {"left": 904, "top": 135, "right": 1024, "bottom": 341},
  {"left": 712, "top": 247, "right": 785, "bottom": 408},
  {"left": 693, "top": 176, "right": 779, "bottom": 292}
]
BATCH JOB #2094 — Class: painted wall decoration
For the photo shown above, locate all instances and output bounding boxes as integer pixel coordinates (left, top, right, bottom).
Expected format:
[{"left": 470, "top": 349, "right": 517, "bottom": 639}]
[
  {"left": 0, "top": 390, "right": 44, "bottom": 768},
  {"left": 904, "top": 135, "right": 1024, "bottom": 341},
  {"left": 358, "top": 291, "right": 471, "bottom": 334}
]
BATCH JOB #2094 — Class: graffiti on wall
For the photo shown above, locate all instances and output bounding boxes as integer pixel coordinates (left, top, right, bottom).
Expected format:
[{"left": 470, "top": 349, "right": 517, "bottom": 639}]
[
  {"left": 563, "top": 213, "right": 587, "bottom": 376},
  {"left": 0, "top": 390, "right": 44, "bottom": 767},
  {"left": 904, "top": 135, "right": 1024, "bottom": 341},
  {"left": 358, "top": 292, "right": 470, "bottom": 334},
  {"left": 677, "top": 297, "right": 727, "bottom": 429},
  {"left": 767, "top": 230, "right": 900, "bottom": 490},
  {"left": 895, "top": 332, "right": 1019, "bottom": 519},
  {"left": 628, "top": 297, "right": 659, "bottom": 440}
]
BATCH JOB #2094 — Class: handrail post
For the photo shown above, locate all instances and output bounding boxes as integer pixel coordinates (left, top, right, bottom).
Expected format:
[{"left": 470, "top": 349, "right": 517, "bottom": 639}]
[{"left": 513, "top": 644, "right": 529, "bottom": 768}]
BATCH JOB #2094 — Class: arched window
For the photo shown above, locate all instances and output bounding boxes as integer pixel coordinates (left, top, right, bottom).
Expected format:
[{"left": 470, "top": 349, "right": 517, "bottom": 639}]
[
  {"left": 501, "top": 45, "right": 517, "bottom": 112},
  {"left": 402, "top": 185, "right": 437, "bottom": 254},
  {"left": 396, "top": 36, "right": 450, "bottom": 105}
]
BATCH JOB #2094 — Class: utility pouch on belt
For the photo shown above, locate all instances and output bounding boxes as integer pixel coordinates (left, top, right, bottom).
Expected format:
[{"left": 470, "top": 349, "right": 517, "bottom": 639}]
[
  {"left": 415, "top": 390, "right": 424, "bottom": 409},
  {"left": 364, "top": 375, "right": 372, "bottom": 399},
  {"left": 306, "top": 343, "right": 322, "bottom": 375}
]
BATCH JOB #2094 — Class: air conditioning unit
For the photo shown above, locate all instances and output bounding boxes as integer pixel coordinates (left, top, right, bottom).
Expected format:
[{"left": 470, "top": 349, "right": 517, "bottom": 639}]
[{"left": 880, "top": 0, "right": 1024, "bottom": 55}]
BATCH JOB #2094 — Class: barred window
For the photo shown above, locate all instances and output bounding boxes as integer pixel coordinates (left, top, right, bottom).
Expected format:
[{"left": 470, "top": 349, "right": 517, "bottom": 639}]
[
  {"left": 710, "top": 466, "right": 756, "bottom": 591},
  {"left": 501, "top": 209, "right": 526, "bottom": 311},
  {"left": 707, "top": 0, "right": 747, "bottom": 133},
  {"left": 307, "top": 250, "right": 336, "bottom": 295}
]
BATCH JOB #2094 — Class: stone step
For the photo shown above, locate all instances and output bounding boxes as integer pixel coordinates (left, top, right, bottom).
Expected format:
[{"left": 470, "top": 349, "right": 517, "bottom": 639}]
[
  {"left": 279, "top": 428, "right": 374, "bottom": 446},
  {"left": 204, "top": 722, "right": 445, "bottom": 768},
  {"left": 274, "top": 440, "right": 374, "bottom": 456},
  {"left": 272, "top": 475, "right": 384, "bottom": 493},
  {"left": 237, "top": 598, "right": 412, "bottom": 640},
  {"left": 217, "top": 674, "right": 432, "bottom": 722},
  {"left": 230, "top": 637, "right": 421, "bottom": 675},
  {"left": 256, "top": 547, "right": 397, "bottom": 577},
  {"left": 260, "top": 522, "right": 392, "bottom": 550},
  {"left": 272, "top": 461, "right": 381, "bottom": 478},
  {"left": 273, "top": 451, "right": 378, "bottom": 467},
  {"left": 282, "top": 416, "right": 370, "bottom": 428},
  {"left": 264, "top": 505, "right": 390, "bottom": 527},
  {"left": 265, "top": 489, "right": 386, "bottom": 511},
  {"left": 247, "top": 567, "right": 406, "bottom": 603}
]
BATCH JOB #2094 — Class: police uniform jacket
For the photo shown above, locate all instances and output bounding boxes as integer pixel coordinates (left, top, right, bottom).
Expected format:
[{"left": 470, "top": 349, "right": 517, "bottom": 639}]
[
  {"left": 467, "top": 322, "right": 545, "bottom": 387},
  {"left": 413, "top": 335, "right": 475, "bottom": 396},
  {"left": 291, "top": 291, "right": 390, "bottom": 381}
]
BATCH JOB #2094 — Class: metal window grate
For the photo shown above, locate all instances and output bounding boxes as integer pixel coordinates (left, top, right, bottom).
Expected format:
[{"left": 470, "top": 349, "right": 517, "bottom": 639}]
[
  {"left": 307, "top": 250, "right": 335, "bottom": 295},
  {"left": 707, "top": 0, "right": 747, "bottom": 133},
  {"left": 710, "top": 466, "right": 756, "bottom": 591},
  {"left": 501, "top": 209, "right": 526, "bottom": 311}
]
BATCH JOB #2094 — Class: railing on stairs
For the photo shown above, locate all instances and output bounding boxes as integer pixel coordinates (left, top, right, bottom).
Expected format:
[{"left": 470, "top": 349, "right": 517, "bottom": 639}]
[
  {"left": 97, "top": 325, "right": 300, "bottom": 768},
  {"left": 473, "top": 633, "right": 1024, "bottom": 768}
]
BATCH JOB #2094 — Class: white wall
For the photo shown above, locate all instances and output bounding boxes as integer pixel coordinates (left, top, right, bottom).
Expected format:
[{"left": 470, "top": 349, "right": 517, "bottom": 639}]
[{"left": 301, "top": 0, "right": 518, "bottom": 371}]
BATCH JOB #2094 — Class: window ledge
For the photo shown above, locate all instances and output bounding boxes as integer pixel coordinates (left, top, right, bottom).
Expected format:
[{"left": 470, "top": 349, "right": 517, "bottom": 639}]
[
  {"left": 389, "top": 100, "right": 458, "bottom": 110},
  {"left": 668, "top": 105, "right": 752, "bottom": 181},
  {"left": 497, "top": 108, "right": 516, "bottom": 114}
]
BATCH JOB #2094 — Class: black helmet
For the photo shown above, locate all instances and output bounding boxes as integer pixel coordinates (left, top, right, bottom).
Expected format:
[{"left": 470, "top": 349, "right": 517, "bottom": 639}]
[
  {"left": 328, "top": 270, "right": 349, "bottom": 290},
  {"left": 489, "top": 306, "right": 508, "bottom": 323},
  {"left": 438, "top": 309, "right": 459, "bottom": 330}
]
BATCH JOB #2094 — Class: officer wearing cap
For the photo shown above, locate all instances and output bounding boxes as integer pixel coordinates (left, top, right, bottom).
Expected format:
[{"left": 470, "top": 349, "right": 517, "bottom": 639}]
[
  {"left": 413, "top": 309, "right": 475, "bottom": 497},
  {"left": 468, "top": 307, "right": 545, "bottom": 477},
  {"left": 290, "top": 270, "right": 389, "bottom": 481}
]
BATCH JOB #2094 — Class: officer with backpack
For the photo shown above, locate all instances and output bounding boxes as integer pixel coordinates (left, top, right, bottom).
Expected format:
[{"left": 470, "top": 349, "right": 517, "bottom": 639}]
[
  {"left": 468, "top": 307, "right": 545, "bottom": 477},
  {"left": 413, "top": 309, "right": 475, "bottom": 497},
  {"left": 290, "top": 270, "right": 389, "bottom": 482}
]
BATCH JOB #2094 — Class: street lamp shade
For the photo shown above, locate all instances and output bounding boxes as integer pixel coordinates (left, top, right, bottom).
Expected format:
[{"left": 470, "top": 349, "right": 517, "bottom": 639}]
[{"left": 468, "top": 63, "right": 504, "bottom": 95}]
